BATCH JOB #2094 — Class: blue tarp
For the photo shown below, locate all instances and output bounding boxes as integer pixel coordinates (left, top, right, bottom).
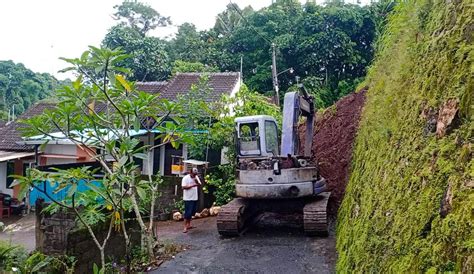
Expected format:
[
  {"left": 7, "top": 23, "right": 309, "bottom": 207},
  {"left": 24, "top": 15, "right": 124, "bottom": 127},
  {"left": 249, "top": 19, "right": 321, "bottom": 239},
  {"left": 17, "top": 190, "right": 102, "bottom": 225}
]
[{"left": 29, "top": 180, "right": 102, "bottom": 205}]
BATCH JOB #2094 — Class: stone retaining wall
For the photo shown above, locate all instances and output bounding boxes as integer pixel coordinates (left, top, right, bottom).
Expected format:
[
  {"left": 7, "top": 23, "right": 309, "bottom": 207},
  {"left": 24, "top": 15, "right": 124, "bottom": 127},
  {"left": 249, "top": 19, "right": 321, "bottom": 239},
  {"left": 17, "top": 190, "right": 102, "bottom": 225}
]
[{"left": 35, "top": 200, "right": 140, "bottom": 273}]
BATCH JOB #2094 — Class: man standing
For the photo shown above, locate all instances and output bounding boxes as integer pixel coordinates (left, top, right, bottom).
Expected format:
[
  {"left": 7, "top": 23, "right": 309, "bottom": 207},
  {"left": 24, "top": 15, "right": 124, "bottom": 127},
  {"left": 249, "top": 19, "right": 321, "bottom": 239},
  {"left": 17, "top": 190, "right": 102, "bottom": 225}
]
[{"left": 181, "top": 167, "right": 200, "bottom": 233}]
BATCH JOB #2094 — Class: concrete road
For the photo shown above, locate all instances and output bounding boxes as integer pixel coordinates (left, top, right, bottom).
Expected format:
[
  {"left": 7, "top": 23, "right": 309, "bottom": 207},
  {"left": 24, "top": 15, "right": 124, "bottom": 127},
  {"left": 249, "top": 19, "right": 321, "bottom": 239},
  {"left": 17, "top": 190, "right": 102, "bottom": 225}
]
[
  {"left": 153, "top": 216, "right": 336, "bottom": 273},
  {"left": 0, "top": 214, "right": 36, "bottom": 252}
]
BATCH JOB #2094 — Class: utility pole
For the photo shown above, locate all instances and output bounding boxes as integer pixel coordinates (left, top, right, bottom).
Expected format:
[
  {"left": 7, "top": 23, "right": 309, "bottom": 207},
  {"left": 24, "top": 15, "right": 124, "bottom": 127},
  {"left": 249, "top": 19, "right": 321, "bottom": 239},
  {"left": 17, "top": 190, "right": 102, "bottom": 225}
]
[
  {"left": 240, "top": 55, "right": 243, "bottom": 79},
  {"left": 271, "top": 43, "right": 280, "bottom": 106}
]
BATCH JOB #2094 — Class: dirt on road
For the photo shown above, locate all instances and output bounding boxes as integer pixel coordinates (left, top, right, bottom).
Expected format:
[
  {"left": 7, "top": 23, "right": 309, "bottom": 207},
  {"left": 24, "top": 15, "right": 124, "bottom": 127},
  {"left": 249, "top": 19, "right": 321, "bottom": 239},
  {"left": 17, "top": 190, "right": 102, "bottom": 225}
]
[{"left": 153, "top": 216, "right": 336, "bottom": 273}]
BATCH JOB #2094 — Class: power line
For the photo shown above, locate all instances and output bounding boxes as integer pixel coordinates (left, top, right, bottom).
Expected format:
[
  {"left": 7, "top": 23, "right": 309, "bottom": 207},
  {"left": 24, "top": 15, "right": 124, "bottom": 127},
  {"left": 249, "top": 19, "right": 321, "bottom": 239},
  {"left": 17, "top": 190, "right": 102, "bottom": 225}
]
[{"left": 228, "top": 0, "right": 273, "bottom": 45}]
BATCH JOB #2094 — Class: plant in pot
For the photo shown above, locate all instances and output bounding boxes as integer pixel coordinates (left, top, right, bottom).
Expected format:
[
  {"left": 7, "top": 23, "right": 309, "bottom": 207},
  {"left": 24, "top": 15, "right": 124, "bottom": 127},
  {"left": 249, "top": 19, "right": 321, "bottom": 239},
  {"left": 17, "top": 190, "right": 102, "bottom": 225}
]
[{"left": 156, "top": 205, "right": 169, "bottom": 221}]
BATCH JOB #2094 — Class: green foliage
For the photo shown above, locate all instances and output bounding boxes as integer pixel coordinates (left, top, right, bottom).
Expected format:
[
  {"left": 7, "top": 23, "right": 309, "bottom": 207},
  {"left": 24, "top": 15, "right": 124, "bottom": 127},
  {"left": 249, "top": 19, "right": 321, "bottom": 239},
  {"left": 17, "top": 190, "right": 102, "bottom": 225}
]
[
  {"left": 174, "top": 199, "right": 184, "bottom": 213},
  {"left": 106, "top": 1, "right": 383, "bottom": 107},
  {"left": 14, "top": 167, "right": 109, "bottom": 229},
  {"left": 170, "top": 23, "right": 210, "bottom": 63},
  {"left": 112, "top": 1, "right": 171, "bottom": 35},
  {"left": 20, "top": 46, "right": 192, "bottom": 269},
  {"left": 103, "top": 1, "right": 171, "bottom": 81},
  {"left": 0, "top": 60, "right": 63, "bottom": 120},
  {"left": 198, "top": 84, "right": 281, "bottom": 161},
  {"left": 171, "top": 60, "right": 218, "bottom": 75},
  {"left": 201, "top": 84, "right": 280, "bottom": 204},
  {"left": 211, "top": 1, "right": 380, "bottom": 103},
  {"left": 214, "top": 4, "right": 254, "bottom": 37},
  {"left": 100, "top": 1, "right": 385, "bottom": 107},
  {"left": 0, "top": 241, "right": 76, "bottom": 273},
  {"left": 102, "top": 25, "right": 171, "bottom": 81},
  {"left": 93, "top": 263, "right": 104, "bottom": 274},
  {"left": 0, "top": 241, "right": 28, "bottom": 271},
  {"left": 337, "top": 1, "right": 473, "bottom": 272},
  {"left": 204, "top": 164, "right": 236, "bottom": 206}
]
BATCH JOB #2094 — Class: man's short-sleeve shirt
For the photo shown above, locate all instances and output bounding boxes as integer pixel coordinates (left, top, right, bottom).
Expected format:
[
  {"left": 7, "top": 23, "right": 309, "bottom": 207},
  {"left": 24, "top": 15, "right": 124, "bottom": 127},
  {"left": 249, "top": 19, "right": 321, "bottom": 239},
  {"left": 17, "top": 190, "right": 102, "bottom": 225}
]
[{"left": 182, "top": 174, "right": 198, "bottom": 201}]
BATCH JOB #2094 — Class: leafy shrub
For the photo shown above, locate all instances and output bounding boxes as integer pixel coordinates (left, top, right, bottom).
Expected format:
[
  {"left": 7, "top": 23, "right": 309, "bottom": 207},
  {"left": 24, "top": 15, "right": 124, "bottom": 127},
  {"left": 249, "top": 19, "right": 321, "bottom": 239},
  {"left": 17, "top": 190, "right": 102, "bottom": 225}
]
[
  {"left": 204, "top": 164, "right": 236, "bottom": 206},
  {"left": 0, "top": 242, "right": 26, "bottom": 271},
  {"left": 0, "top": 241, "right": 75, "bottom": 273}
]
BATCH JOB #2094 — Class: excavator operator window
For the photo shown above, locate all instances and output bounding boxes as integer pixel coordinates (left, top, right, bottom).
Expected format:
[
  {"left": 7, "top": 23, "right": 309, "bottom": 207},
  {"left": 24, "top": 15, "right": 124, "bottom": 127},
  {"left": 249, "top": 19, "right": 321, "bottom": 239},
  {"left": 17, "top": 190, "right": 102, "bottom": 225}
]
[
  {"left": 238, "top": 122, "right": 260, "bottom": 156},
  {"left": 265, "top": 121, "right": 279, "bottom": 155}
]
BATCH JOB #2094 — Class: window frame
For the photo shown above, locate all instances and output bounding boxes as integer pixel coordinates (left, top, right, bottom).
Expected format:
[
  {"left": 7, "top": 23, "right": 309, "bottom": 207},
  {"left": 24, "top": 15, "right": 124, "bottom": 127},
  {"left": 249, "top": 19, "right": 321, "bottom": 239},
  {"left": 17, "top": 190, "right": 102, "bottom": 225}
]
[{"left": 264, "top": 120, "right": 279, "bottom": 155}]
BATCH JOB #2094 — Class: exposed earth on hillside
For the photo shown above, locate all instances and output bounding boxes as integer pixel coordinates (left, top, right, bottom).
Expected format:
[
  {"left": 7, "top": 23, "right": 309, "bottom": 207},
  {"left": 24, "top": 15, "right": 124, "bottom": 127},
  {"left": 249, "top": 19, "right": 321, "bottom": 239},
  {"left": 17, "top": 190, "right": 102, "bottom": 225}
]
[
  {"left": 300, "top": 89, "right": 367, "bottom": 216},
  {"left": 152, "top": 216, "right": 336, "bottom": 273}
]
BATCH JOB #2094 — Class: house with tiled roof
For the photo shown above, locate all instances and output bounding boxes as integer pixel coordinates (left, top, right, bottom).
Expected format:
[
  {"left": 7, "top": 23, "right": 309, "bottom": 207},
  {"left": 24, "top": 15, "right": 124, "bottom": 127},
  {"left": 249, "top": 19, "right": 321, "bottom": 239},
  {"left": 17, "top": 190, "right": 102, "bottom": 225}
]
[
  {"left": 133, "top": 72, "right": 241, "bottom": 175},
  {"left": 0, "top": 72, "right": 241, "bottom": 199},
  {"left": 135, "top": 81, "right": 168, "bottom": 94},
  {"left": 140, "top": 72, "right": 241, "bottom": 102},
  {"left": 0, "top": 102, "right": 50, "bottom": 196},
  {"left": 0, "top": 101, "right": 99, "bottom": 197}
]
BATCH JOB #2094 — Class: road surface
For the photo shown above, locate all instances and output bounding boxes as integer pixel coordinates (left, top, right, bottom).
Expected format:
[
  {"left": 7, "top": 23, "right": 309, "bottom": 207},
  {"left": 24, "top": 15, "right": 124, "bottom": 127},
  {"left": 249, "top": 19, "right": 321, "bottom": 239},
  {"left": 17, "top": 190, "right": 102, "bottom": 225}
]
[{"left": 153, "top": 216, "right": 336, "bottom": 273}]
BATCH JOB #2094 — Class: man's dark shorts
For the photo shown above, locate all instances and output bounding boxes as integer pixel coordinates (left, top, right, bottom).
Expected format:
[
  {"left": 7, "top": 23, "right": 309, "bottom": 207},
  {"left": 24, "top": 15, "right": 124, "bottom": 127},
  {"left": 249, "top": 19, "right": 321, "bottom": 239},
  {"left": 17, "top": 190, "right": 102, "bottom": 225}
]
[{"left": 184, "top": 200, "right": 198, "bottom": 220}]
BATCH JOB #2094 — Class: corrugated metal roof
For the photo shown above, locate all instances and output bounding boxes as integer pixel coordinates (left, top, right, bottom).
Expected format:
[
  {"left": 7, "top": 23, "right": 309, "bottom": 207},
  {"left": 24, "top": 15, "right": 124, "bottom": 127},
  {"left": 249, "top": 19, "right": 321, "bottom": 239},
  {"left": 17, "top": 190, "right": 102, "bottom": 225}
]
[{"left": 0, "top": 150, "right": 35, "bottom": 162}]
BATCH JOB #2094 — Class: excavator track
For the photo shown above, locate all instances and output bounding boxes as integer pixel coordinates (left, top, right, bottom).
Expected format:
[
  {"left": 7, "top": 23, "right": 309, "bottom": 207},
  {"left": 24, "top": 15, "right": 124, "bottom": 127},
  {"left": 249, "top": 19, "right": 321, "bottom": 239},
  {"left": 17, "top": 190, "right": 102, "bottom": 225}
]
[
  {"left": 216, "top": 198, "right": 249, "bottom": 236},
  {"left": 303, "top": 192, "right": 330, "bottom": 236}
]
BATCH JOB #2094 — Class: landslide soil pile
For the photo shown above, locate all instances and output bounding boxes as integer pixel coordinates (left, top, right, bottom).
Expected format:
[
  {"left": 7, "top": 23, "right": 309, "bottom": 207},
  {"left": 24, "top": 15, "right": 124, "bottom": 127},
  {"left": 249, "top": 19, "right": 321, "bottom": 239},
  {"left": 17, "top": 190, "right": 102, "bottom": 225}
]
[{"left": 300, "top": 89, "right": 366, "bottom": 216}]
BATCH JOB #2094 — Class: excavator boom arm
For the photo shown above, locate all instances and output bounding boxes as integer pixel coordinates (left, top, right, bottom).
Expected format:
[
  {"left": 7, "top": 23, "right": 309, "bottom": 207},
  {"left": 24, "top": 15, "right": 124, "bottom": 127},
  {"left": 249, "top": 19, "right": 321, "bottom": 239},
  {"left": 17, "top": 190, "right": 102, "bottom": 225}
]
[{"left": 280, "top": 84, "right": 315, "bottom": 157}]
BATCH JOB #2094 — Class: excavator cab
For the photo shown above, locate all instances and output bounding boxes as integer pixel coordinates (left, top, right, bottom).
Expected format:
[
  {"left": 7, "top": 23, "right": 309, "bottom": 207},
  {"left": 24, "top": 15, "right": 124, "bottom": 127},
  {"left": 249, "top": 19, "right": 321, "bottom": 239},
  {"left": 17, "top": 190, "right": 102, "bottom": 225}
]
[{"left": 235, "top": 115, "right": 279, "bottom": 158}]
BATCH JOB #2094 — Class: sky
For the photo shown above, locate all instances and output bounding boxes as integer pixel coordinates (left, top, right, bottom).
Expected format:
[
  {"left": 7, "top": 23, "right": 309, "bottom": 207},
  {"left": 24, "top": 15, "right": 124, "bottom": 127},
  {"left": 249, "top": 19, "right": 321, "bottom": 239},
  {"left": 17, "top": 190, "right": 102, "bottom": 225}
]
[{"left": 0, "top": 0, "right": 364, "bottom": 80}]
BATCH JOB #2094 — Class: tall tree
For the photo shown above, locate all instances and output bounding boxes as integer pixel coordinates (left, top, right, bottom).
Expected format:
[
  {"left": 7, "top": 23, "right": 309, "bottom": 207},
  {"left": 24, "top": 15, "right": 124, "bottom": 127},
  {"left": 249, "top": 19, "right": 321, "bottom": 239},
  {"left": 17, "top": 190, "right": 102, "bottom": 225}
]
[
  {"left": 214, "top": 4, "right": 254, "bottom": 37},
  {"left": 103, "top": 1, "right": 172, "bottom": 81},
  {"left": 211, "top": 1, "right": 379, "bottom": 106},
  {"left": 18, "top": 47, "right": 193, "bottom": 270},
  {"left": 170, "top": 23, "right": 208, "bottom": 63},
  {"left": 113, "top": 0, "right": 171, "bottom": 35},
  {"left": 103, "top": 25, "right": 171, "bottom": 81}
]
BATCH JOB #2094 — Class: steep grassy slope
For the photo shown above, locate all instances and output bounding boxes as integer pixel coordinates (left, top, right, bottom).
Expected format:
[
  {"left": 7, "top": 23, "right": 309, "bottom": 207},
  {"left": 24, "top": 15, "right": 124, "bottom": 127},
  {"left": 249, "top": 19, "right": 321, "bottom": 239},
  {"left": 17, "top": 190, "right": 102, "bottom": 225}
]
[{"left": 337, "top": 1, "right": 473, "bottom": 272}]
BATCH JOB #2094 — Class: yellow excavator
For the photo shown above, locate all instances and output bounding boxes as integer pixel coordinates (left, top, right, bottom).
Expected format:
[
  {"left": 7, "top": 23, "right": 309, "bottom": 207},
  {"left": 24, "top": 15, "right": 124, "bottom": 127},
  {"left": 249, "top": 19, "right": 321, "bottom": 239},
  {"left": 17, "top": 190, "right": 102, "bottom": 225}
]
[{"left": 217, "top": 84, "right": 330, "bottom": 236}]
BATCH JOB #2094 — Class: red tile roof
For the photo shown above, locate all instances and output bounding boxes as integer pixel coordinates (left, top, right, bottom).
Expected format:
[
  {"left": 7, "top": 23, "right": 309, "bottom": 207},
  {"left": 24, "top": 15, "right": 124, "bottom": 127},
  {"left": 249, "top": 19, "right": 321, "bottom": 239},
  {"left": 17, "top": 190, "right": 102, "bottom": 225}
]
[
  {"left": 135, "top": 81, "right": 168, "bottom": 94},
  {"left": 0, "top": 102, "right": 56, "bottom": 151},
  {"left": 0, "top": 72, "right": 241, "bottom": 152},
  {"left": 138, "top": 72, "right": 240, "bottom": 102}
]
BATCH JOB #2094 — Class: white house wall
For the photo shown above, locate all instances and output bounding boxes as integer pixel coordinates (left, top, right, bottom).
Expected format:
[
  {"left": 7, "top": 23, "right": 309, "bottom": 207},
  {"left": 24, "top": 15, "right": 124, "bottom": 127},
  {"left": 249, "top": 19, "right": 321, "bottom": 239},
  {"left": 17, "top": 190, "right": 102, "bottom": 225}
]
[
  {"left": 0, "top": 161, "right": 13, "bottom": 196},
  {"left": 227, "top": 74, "right": 242, "bottom": 116},
  {"left": 43, "top": 144, "right": 78, "bottom": 166},
  {"left": 220, "top": 147, "right": 230, "bottom": 165},
  {"left": 220, "top": 75, "right": 241, "bottom": 164},
  {"left": 138, "top": 134, "right": 154, "bottom": 176},
  {"left": 43, "top": 144, "right": 77, "bottom": 155},
  {"left": 159, "top": 144, "right": 165, "bottom": 176}
]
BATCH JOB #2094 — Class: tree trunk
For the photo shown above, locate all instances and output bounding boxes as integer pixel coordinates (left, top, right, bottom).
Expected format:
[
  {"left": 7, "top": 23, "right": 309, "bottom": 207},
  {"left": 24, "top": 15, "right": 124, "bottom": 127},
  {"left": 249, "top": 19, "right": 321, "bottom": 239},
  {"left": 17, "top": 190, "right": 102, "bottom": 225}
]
[
  {"left": 129, "top": 188, "right": 155, "bottom": 259},
  {"left": 100, "top": 247, "right": 105, "bottom": 271},
  {"left": 120, "top": 211, "right": 132, "bottom": 274}
]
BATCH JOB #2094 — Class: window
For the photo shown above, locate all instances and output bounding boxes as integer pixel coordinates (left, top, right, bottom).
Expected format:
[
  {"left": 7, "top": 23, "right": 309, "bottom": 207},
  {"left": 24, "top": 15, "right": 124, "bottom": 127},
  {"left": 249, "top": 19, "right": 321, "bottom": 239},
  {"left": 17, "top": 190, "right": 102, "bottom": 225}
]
[
  {"left": 238, "top": 122, "right": 260, "bottom": 155},
  {"left": 265, "top": 121, "right": 279, "bottom": 155}
]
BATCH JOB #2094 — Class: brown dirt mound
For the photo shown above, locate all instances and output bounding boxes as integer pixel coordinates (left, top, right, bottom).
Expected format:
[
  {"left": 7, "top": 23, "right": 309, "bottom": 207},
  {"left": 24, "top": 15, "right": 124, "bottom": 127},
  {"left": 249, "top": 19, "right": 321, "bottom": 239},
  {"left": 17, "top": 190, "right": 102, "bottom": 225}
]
[{"left": 300, "top": 89, "right": 367, "bottom": 216}]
